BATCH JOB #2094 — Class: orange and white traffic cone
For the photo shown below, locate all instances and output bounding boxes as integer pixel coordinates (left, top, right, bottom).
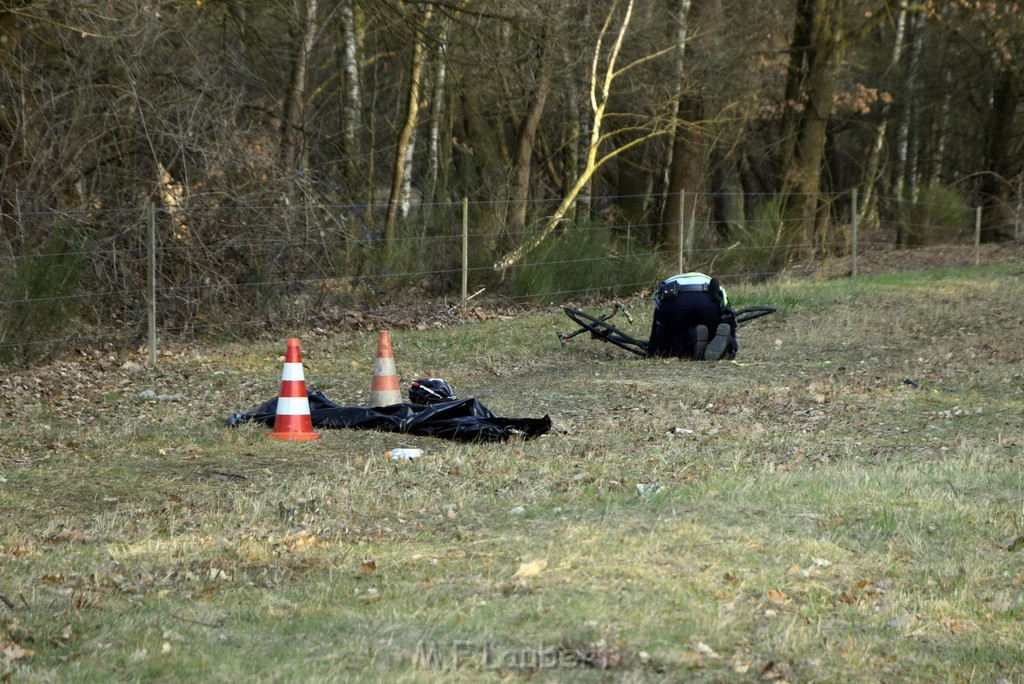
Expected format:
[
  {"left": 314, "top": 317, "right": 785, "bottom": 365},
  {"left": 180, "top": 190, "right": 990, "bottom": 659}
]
[
  {"left": 369, "top": 330, "right": 402, "bottom": 407},
  {"left": 269, "top": 337, "right": 320, "bottom": 441}
]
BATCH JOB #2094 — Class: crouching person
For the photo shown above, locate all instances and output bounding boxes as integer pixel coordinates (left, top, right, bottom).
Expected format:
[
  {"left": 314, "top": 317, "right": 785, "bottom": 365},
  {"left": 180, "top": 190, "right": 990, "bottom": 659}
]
[{"left": 647, "top": 272, "right": 737, "bottom": 360}]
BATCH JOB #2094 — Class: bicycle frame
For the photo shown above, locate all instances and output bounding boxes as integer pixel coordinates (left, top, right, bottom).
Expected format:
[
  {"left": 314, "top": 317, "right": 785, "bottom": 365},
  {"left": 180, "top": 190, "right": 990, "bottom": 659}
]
[
  {"left": 559, "top": 302, "right": 776, "bottom": 358},
  {"left": 556, "top": 302, "right": 632, "bottom": 345}
]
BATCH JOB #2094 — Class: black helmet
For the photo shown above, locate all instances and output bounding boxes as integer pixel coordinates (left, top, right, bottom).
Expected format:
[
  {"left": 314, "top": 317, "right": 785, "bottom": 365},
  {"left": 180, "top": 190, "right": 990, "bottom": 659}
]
[{"left": 409, "top": 378, "right": 456, "bottom": 405}]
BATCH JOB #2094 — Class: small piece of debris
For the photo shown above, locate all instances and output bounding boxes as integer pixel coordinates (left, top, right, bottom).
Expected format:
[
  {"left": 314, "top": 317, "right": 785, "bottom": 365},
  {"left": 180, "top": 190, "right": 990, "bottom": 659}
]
[{"left": 1000, "top": 535, "right": 1024, "bottom": 552}]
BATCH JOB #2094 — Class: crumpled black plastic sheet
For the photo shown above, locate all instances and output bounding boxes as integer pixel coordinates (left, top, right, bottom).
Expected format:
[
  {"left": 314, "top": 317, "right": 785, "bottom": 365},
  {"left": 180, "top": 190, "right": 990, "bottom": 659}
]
[{"left": 225, "top": 388, "right": 551, "bottom": 442}]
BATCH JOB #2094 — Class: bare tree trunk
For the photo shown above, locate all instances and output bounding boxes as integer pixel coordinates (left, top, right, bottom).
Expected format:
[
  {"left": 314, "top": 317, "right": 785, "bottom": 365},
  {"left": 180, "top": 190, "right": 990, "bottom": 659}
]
[
  {"left": 281, "top": 0, "right": 320, "bottom": 176},
  {"left": 0, "top": 6, "right": 26, "bottom": 251},
  {"left": 574, "top": 105, "right": 592, "bottom": 224},
  {"left": 659, "top": 0, "right": 694, "bottom": 246},
  {"left": 340, "top": 0, "right": 361, "bottom": 192},
  {"left": 891, "top": 9, "right": 922, "bottom": 245},
  {"left": 384, "top": 4, "right": 433, "bottom": 256},
  {"left": 783, "top": 0, "right": 839, "bottom": 254},
  {"left": 663, "top": 97, "right": 707, "bottom": 247},
  {"left": 931, "top": 67, "right": 953, "bottom": 183},
  {"left": 425, "top": 19, "right": 451, "bottom": 206},
  {"left": 508, "top": 33, "right": 554, "bottom": 234},
  {"left": 903, "top": 12, "right": 923, "bottom": 202},
  {"left": 780, "top": 0, "right": 892, "bottom": 255},
  {"left": 778, "top": 0, "right": 815, "bottom": 174},
  {"left": 399, "top": 127, "right": 417, "bottom": 219},
  {"left": 660, "top": 0, "right": 692, "bottom": 190},
  {"left": 860, "top": 0, "right": 907, "bottom": 231},
  {"left": 980, "top": 66, "right": 1019, "bottom": 242},
  {"left": 493, "top": 0, "right": 671, "bottom": 274}
]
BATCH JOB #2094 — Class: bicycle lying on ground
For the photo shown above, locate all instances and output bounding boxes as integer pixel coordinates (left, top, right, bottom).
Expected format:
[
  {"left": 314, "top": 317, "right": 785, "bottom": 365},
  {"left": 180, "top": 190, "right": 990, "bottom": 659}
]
[{"left": 557, "top": 302, "right": 777, "bottom": 358}]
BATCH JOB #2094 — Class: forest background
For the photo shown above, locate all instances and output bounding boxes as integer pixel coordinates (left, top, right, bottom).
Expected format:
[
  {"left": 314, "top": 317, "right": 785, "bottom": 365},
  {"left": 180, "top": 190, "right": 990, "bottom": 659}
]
[{"left": 0, "top": 0, "right": 1022, "bottom": 363}]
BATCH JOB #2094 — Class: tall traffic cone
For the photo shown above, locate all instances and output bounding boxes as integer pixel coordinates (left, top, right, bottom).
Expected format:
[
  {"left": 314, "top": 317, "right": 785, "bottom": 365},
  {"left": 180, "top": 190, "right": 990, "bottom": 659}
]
[
  {"left": 369, "top": 330, "right": 402, "bottom": 407},
  {"left": 269, "top": 337, "right": 320, "bottom": 441}
]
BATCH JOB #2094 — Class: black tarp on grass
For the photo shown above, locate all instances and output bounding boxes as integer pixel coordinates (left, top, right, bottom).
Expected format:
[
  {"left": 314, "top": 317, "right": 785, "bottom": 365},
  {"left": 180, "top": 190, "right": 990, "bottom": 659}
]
[{"left": 226, "top": 389, "right": 551, "bottom": 442}]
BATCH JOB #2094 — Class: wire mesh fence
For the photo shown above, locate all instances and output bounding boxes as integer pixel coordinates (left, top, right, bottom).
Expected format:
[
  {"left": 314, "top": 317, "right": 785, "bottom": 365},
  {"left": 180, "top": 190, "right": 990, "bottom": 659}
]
[{"left": 1, "top": 190, "right": 1020, "bottom": 364}]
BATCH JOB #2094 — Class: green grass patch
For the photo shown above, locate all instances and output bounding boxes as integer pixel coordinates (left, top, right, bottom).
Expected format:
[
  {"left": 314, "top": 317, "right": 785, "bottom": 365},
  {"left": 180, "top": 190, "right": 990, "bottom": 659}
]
[
  {"left": 2, "top": 265, "right": 1023, "bottom": 681},
  {"left": 507, "top": 225, "right": 666, "bottom": 302}
]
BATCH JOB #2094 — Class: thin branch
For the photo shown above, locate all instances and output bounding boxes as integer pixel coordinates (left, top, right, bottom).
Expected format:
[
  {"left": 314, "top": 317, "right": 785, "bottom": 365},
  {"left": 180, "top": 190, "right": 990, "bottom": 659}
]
[
  {"left": 611, "top": 44, "right": 676, "bottom": 79},
  {"left": 493, "top": 0, "right": 645, "bottom": 274}
]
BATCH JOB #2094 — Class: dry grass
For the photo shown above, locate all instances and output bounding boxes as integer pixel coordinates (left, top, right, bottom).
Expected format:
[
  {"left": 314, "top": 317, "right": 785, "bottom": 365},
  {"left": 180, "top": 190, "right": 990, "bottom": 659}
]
[{"left": 2, "top": 264, "right": 1024, "bottom": 681}]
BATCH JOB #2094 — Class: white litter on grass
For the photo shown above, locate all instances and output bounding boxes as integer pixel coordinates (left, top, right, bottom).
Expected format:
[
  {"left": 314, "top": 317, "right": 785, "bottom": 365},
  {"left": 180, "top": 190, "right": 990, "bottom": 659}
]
[
  {"left": 385, "top": 448, "right": 423, "bottom": 461},
  {"left": 138, "top": 390, "right": 185, "bottom": 402},
  {"left": 692, "top": 641, "right": 720, "bottom": 659}
]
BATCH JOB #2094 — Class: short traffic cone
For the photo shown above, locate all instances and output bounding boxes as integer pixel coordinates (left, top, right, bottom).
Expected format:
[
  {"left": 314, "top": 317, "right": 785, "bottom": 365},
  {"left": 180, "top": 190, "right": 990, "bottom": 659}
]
[
  {"left": 269, "top": 337, "right": 320, "bottom": 441},
  {"left": 369, "top": 330, "right": 402, "bottom": 407}
]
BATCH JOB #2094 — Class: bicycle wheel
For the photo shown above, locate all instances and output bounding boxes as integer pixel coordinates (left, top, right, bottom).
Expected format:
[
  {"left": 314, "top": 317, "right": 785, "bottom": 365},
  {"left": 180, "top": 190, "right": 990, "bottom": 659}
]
[
  {"left": 733, "top": 306, "right": 777, "bottom": 326},
  {"left": 563, "top": 307, "right": 649, "bottom": 357}
]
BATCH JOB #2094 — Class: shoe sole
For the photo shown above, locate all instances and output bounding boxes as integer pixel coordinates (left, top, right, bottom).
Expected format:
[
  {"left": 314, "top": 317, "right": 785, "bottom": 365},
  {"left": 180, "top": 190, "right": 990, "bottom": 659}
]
[
  {"left": 694, "top": 325, "right": 708, "bottom": 360},
  {"left": 703, "top": 323, "right": 731, "bottom": 361}
]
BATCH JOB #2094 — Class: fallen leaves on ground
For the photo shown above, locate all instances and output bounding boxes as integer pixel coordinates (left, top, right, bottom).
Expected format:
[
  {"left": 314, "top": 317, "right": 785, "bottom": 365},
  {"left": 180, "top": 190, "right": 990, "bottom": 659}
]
[{"left": 1, "top": 641, "right": 34, "bottom": 662}]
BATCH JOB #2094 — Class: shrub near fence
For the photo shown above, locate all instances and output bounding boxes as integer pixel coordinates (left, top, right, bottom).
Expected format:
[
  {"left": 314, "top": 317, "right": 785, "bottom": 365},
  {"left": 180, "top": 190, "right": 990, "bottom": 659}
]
[{"left": 0, "top": 191, "right": 1020, "bottom": 365}]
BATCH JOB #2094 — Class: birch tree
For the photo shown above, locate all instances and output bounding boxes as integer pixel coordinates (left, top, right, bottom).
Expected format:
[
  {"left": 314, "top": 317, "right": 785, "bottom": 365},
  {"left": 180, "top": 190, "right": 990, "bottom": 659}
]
[
  {"left": 659, "top": 0, "right": 698, "bottom": 247},
  {"left": 425, "top": 16, "right": 452, "bottom": 206},
  {"left": 339, "top": 0, "right": 362, "bottom": 192},
  {"left": 281, "top": 0, "right": 321, "bottom": 176},
  {"left": 778, "top": 0, "right": 894, "bottom": 255},
  {"left": 383, "top": 3, "right": 433, "bottom": 252},
  {"left": 858, "top": 0, "right": 907, "bottom": 232},
  {"left": 493, "top": 0, "right": 673, "bottom": 274}
]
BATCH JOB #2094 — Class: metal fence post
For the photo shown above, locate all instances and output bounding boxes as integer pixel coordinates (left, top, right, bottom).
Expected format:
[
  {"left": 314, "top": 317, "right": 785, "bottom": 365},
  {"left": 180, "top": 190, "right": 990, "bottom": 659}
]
[
  {"left": 687, "top": 197, "right": 696, "bottom": 263},
  {"left": 850, "top": 188, "right": 858, "bottom": 278},
  {"left": 975, "top": 206, "right": 981, "bottom": 266},
  {"left": 677, "top": 189, "right": 685, "bottom": 273},
  {"left": 461, "top": 197, "right": 468, "bottom": 309},
  {"left": 147, "top": 201, "right": 157, "bottom": 367}
]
